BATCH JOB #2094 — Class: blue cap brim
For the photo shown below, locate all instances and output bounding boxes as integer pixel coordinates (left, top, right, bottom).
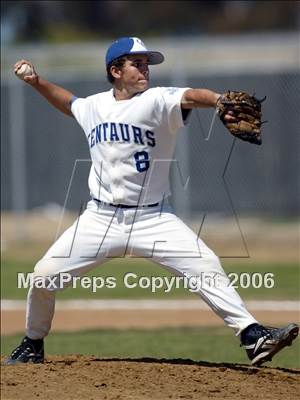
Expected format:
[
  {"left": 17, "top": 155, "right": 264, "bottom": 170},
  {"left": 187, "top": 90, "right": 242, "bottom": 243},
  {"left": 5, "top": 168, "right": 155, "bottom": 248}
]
[{"left": 127, "top": 51, "right": 164, "bottom": 65}]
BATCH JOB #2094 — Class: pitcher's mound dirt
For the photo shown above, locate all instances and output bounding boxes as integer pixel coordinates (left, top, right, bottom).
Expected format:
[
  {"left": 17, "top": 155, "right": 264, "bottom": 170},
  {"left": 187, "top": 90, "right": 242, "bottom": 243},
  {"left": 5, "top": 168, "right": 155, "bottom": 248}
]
[{"left": 1, "top": 356, "right": 299, "bottom": 400}]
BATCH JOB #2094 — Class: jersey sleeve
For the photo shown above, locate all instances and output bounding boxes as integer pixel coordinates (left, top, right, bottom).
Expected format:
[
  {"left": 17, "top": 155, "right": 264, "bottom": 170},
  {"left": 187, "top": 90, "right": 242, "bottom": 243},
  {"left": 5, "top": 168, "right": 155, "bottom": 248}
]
[
  {"left": 71, "top": 97, "right": 90, "bottom": 133},
  {"left": 158, "top": 87, "right": 191, "bottom": 132}
]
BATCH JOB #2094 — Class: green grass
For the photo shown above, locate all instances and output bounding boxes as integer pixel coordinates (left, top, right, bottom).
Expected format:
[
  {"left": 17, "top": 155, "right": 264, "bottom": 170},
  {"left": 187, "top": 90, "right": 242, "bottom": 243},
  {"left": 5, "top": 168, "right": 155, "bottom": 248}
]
[
  {"left": 1, "top": 258, "right": 299, "bottom": 299},
  {"left": 2, "top": 327, "right": 299, "bottom": 369}
]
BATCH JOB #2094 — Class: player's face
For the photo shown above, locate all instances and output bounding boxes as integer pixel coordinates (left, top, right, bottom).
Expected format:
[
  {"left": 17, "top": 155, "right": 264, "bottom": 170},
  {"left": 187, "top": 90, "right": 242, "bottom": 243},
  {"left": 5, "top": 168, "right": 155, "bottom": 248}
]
[{"left": 117, "top": 55, "right": 150, "bottom": 93}]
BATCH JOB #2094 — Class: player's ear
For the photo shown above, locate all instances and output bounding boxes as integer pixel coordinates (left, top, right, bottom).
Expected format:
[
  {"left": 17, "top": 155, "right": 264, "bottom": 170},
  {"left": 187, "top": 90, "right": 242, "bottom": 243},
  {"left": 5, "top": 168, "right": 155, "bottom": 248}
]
[{"left": 110, "top": 65, "right": 122, "bottom": 80}]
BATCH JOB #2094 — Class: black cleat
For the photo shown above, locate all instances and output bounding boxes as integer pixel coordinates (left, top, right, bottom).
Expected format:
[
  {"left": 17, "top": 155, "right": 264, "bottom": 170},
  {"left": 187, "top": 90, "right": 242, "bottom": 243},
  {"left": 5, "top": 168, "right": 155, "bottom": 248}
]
[
  {"left": 4, "top": 336, "right": 44, "bottom": 365},
  {"left": 241, "top": 323, "right": 299, "bottom": 366}
]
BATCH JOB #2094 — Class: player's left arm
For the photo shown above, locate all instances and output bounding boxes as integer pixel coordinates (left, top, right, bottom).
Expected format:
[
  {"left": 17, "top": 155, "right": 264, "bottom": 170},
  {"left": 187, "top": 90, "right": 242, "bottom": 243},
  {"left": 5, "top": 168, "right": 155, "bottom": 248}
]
[
  {"left": 181, "top": 88, "right": 220, "bottom": 108},
  {"left": 181, "top": 88, "right": 236, "bottom": 122}
]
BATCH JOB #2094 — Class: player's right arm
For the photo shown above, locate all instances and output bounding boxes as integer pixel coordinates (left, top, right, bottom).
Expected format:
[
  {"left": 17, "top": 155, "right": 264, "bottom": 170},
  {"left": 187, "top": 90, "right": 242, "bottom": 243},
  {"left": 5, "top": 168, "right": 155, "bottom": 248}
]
[{"left": 14, "top": 60, "right": 75, "bottom": 117}]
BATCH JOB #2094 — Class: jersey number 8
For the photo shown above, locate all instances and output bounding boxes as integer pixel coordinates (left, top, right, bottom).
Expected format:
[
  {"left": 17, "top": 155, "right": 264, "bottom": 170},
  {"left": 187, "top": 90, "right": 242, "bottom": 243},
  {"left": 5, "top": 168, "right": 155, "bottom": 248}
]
[{"left": 134, "top": 151, "right": 150, "bottom": 173}]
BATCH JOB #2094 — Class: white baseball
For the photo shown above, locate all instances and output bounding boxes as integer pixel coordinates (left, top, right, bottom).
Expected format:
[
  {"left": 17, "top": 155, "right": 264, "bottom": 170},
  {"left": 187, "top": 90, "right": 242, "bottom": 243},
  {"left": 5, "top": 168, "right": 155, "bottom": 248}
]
[{"left": 15, "top": 63, "right": 33, "bottom": 80}]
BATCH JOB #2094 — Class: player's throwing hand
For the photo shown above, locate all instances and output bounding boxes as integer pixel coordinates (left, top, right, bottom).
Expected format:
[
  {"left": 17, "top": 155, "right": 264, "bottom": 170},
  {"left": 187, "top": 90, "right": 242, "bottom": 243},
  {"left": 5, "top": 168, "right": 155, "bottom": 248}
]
[{"left": 14, "top": 59, "right": 38, "bottom": 85}]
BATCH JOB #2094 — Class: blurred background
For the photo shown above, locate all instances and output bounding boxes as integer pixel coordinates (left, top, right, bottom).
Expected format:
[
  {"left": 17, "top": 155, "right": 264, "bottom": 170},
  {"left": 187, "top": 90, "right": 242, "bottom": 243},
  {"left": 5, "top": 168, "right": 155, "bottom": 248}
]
[
  {"left": 1, "top": 2, "right": 300, "bottom": 213},
  {"left": 2, "top": 0, "right": 299, "bottom": 217},
  {"left": 1, "top": 0, "right": 299, "bottom": 257},
  {"left": 1, "top": 1, "right": 299, "bottom": 367}
]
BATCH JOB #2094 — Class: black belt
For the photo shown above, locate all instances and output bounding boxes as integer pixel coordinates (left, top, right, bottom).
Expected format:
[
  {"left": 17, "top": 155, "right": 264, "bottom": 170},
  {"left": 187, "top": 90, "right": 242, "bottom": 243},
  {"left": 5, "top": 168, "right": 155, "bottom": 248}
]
[{"left": 93, "top": 198, "right": 159, "bottom": 209}]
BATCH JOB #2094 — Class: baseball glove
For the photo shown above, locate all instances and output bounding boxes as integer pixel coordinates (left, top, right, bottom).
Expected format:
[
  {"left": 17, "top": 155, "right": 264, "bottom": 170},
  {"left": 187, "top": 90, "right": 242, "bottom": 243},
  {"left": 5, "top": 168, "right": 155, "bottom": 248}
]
[{"left": 216, "top": 91, "right": 266, "bottom": 145}]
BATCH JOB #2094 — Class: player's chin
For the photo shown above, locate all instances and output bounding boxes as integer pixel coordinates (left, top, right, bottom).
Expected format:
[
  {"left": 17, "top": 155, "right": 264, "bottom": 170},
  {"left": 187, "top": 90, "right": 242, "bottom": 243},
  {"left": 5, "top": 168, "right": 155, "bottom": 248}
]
[{"left": 137, "top": 80, "right": 149, "bottom": 90}]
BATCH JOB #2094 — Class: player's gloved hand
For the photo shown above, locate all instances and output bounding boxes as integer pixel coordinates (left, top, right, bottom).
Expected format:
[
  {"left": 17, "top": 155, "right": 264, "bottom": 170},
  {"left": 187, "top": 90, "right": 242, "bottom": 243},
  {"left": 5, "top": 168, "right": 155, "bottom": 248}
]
[
  {"left": 216, "top": 90, "right": 266, "bottom": 145},
  {"left": 14, "top": 59, "right": 39, "bottom": 85},
  {"left": 222, "top": 110, "right": 237, "bottom": 123}
]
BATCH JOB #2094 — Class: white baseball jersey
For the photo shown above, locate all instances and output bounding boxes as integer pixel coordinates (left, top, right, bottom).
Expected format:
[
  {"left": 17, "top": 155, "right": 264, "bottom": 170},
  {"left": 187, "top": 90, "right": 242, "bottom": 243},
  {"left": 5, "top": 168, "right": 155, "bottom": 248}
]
[{"left": 71, "top": 87, "right": 190, "bottom": 205}]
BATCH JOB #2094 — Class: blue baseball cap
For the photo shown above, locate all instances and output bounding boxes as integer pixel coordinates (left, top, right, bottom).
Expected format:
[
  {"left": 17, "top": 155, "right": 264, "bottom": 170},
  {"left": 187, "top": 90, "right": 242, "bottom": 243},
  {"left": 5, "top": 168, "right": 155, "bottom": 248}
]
[{"left": 105, "top": 37, "right": 164, "bottom": 66}]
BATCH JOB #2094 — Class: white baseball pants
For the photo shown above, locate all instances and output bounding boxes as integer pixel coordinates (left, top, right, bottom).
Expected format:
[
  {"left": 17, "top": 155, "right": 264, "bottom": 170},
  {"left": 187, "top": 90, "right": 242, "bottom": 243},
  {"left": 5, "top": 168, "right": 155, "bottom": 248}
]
[{"left": 26, "top": 200, "right": 257, "bottom": 339}]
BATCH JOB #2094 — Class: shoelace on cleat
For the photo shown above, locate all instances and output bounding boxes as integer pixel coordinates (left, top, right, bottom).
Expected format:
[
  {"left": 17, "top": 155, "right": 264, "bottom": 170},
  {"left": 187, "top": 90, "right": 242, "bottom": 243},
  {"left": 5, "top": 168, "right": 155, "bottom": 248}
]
[
  {"left": 240, "top": 325, "right": 278, "bottom": 347},
  {"left": 258, "top": 326, "right": 280, "bottom": 340}
]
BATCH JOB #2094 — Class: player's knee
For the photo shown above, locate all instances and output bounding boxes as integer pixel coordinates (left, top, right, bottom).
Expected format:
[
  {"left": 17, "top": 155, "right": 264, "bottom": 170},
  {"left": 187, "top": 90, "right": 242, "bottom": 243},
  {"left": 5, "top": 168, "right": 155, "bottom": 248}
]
[
  {"left": 209, "top": 254, "right": 221, "bottom": 265},
  {"left": 34, "top": 259, "right": 55, "bottom": 277},
  {"left": 33, "top": 259, "right": 64, "bottom": 292},
  {"left": 205, "top": 254, "right": 223, "bottom": 269},
  {"left": 198, "top": 251, "right": 220, "bottom": 264},
  {"left": 189, "top": 253, "right": 224, "bottom": 276}
]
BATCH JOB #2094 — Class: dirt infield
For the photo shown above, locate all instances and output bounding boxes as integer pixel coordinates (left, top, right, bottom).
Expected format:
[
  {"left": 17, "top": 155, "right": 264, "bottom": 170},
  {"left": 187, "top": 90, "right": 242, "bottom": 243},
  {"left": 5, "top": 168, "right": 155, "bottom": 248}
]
[{"left": 1, "top": 356, "right": 299, "bottom": 400}]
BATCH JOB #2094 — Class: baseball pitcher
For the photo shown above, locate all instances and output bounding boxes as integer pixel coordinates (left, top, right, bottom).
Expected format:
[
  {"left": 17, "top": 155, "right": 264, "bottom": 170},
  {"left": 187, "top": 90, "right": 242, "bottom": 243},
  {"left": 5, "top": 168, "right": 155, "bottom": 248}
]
[{"left": 6, "top": 37, "right": 298, "bottom": 366}]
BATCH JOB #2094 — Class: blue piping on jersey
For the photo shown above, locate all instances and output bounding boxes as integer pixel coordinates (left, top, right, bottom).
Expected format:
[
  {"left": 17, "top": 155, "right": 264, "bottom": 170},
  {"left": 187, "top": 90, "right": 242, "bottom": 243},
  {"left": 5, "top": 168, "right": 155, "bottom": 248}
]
[{"left": 70, "top": 96, "right": 78, "bottom": 105}]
